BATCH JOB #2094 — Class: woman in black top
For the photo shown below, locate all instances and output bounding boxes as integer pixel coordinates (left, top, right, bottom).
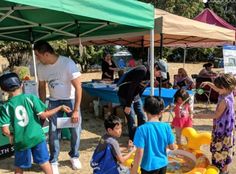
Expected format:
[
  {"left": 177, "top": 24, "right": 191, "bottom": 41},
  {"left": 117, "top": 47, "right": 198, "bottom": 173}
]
[
  {"left": 101, "top": 53, "right": 117, "bottom": 80},
  {"left": 198, "top": 62, "right": 217, "bottom": 78}
]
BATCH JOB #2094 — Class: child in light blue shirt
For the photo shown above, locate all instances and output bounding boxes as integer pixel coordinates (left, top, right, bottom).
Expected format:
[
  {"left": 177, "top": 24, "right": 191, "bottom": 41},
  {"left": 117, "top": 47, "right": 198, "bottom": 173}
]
[{"left": 131, "top": 96, "right": 175, "bottom": 174}]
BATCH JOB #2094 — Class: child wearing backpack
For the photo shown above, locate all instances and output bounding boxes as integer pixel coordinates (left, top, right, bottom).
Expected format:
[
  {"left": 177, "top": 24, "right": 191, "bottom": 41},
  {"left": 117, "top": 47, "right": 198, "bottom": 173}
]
[{"left": 91, "top": 115, "right": 136, "bottom": 174}]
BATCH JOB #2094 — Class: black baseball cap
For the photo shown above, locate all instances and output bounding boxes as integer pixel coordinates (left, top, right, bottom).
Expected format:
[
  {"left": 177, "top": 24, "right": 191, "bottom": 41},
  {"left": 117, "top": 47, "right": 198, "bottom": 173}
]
[{"left": 0, "top": 72, "right": 21, "bottom": 92}]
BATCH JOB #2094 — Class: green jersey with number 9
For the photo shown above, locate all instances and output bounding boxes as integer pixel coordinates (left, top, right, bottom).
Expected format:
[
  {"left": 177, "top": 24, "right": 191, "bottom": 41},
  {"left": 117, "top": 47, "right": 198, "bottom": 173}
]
[{"left": 0, "top": 93, "right": 47, "bottom": 151}]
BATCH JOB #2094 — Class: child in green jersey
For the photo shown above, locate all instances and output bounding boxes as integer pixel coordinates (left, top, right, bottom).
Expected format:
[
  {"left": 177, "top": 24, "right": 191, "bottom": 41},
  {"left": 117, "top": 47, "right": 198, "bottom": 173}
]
[{"left": 0, "top": 72, "right": 71, "bottom": 174}]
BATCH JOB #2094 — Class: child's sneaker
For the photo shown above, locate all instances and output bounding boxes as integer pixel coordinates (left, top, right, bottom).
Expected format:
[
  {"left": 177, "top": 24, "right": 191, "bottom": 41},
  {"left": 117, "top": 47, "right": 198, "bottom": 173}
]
[
  {"left": 51, "top": 163, "right": 59, "bottom": 174},
  {"left": 70, "top": 157, "right": 82, "bottom": 170}
]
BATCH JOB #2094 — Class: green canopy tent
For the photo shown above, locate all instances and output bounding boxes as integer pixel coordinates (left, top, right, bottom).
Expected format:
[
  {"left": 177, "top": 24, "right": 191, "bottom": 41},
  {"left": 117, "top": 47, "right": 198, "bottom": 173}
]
[
  {"left": 0, "top": 0, "right": 155, "bottom": 157},
  {"left": 1, "top": 0, "right": 154, "bottom": 42},
  {"left": 0, "top": 0, "right": 155, "bottom": 84}
]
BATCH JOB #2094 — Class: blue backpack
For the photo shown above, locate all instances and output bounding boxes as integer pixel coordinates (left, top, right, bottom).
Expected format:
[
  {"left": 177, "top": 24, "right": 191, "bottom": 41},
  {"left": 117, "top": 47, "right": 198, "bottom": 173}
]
[{"left": 90, "top": 144, "right": 119, "bottom": 174}]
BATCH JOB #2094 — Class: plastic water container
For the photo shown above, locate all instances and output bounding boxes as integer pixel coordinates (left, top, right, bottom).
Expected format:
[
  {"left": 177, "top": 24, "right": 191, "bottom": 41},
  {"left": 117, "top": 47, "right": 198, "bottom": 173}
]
[{"left": 93, "top": 100, "right": 99, "bottom": 117}]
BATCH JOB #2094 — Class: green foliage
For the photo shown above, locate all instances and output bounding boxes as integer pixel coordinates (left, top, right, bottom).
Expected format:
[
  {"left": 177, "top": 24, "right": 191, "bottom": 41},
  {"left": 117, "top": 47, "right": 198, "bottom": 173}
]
[
  {"left": 0, "top": 40, "right": 116, "bottom": 72},
  {"left": 48, "top": 40, "right": 116, "bottom": 72},
  {"left": 0, "top": 41, "right": 31, "bottom": 68},
  {"left": 209, "top": 2, "right": 236, "bottom": 27},
  {"left": 1, "top": 1, "right": 235, "bottom": 68},
  {"left": 138, "top": 0, "right": 235, "bottom": 62},
  {"left": 140, "top": 0, "right": 235, "bottom": 28},
  {"left": 140, "top": 0, "right": 205, "bottom": 18}
]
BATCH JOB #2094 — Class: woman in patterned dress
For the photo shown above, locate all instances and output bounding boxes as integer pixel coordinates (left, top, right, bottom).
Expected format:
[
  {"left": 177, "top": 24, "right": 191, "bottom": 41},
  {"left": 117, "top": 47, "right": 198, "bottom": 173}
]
[{"left": 194, "top": 73, "right": 236, "bottom": 174}]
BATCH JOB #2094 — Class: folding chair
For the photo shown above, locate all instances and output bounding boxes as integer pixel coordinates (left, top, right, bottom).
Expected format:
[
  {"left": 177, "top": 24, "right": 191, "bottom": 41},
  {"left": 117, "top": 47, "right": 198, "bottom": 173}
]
[
  {"left": 202, "top": 88, "right": 212, "bottom": 109},
  {"left": 191, "top": 74, "right": 198, "bottom": 87},
  {"left": 167, "top": 108, "right": 174, "bottom": 122},
  {"left": 195, "top": 77, "right": 212, "bottom": 109},
  {"left": 163, "top": 103, "right": 175, "bottom": 123}
]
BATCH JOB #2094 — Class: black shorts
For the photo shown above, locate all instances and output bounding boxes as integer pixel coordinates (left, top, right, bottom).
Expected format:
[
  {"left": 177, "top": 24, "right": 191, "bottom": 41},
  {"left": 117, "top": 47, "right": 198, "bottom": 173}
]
[{"left": 141, "top": 166, "right": 167, "bottom": 174}]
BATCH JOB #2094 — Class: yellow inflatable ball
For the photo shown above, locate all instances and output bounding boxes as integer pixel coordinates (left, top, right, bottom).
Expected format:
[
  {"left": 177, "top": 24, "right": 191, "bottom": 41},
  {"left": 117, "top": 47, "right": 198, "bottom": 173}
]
[
  {"left": 205, "top": 165, "right": 219, "bottom": 174},
  {"left": 123, "top": 158, "right": 133, "bottom": 168},
  {"left": 137, "top": 167, "right": 141, "bottom": 174},
  {"left": 130, "top": 152, "right": 135, "bottom": 159}
]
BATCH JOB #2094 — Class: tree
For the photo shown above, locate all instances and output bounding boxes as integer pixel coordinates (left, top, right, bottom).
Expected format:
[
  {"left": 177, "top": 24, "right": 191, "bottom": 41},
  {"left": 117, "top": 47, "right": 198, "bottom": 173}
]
[
  {"left": 50, "top": 40, "right": 116, "bottom": 72},
  {"left": 135, "top": 1, "right": 205, "bottom": 62},
  {"left": 0, "top": 40, "right": 116, "bottom": 72},
  {"left": 140, "top": 0, "right": 205, "bottom": 18},
  {"left": 209, "top": 2, "right": 236, "bottom": 28},
  {"left": 138, "top": 0, "right": 235, "bottom": 62},
  {"left": 0, "top": 41, "right": 31, "bottom": 68}
]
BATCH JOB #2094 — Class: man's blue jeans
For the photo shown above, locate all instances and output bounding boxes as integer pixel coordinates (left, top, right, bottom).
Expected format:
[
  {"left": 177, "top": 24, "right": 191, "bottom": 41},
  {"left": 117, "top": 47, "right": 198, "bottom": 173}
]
[
  {"left": 48, "top": 100, "right": 82, "bottom": 163},
  {"left": 119, "top": 97, "right": 146, "bottom": 141}
]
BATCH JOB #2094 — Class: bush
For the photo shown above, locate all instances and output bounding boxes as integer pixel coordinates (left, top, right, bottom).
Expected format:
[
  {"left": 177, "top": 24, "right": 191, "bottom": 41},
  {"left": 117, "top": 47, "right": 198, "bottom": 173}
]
[{"left": 13, "top": 66, "right": 30, "bottom": 80}]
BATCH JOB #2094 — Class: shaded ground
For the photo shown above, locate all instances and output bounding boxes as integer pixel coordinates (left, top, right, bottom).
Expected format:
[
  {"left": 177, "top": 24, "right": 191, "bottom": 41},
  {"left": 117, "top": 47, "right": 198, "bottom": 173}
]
[{"left": 0, "top": 63, "right": 235, "bottom": 174}]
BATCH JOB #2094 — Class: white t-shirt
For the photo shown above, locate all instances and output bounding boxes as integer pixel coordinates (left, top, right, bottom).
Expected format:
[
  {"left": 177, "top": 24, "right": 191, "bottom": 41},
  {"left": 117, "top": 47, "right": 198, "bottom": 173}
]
[{"left": 37, "top": 56, "right": 81, "bottom": 100}]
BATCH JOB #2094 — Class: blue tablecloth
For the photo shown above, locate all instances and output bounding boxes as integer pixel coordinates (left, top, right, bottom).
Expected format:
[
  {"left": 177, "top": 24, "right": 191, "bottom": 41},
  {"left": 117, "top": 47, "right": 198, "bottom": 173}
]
[
  {"left": 83, "top": 83, "right": 120, "bottom": 103},
  {"left": 82, "top": 82, "right": 193, "bottom": 106},
  {"left": 143, "top": 88, "right": 179, "bottom": 106}
]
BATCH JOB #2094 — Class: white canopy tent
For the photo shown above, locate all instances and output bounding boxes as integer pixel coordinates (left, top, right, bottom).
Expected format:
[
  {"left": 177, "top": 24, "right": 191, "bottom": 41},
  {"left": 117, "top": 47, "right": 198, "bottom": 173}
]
[{"left": 68, "top": 8, "right": 235, "bottom": 47}]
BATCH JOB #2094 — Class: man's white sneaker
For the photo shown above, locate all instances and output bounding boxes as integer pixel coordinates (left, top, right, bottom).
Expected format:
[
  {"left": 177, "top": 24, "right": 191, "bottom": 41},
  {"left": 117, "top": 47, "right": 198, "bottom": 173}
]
[
  {"left": 70, "top": 157, "right": 82, "bottom": 170},
  {"left": 51, "top": 163, "right": 59, "bottom": 174}
]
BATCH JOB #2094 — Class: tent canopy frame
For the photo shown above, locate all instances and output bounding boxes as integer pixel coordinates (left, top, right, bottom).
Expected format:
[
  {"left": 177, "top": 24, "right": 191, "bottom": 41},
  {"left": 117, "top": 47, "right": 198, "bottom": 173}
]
[{"left": 0, "top": 5, "right": 118, "bottom": 43}]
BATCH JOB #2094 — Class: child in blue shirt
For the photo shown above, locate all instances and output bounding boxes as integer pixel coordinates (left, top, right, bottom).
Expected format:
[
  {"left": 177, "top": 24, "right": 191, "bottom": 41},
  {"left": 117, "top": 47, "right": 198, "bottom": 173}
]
[{"left": 131, "top": 96, "right": 175, "bottom": 174}]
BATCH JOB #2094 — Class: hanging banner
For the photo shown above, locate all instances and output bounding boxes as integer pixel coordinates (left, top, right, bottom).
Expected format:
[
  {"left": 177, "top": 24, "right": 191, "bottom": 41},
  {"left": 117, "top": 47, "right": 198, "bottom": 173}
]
[
  {"left": 0, "top": 133, "right": 14, "bottom": 160},
  {"left": 223, "top": 45, "right": 236, "bottom": 74}
]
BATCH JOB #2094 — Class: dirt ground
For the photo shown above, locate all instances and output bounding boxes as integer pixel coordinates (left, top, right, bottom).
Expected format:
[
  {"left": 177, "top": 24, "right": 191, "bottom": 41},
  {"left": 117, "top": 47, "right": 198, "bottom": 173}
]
[{"left": 1, "top": 62, "right": 236, "bottom": 174}]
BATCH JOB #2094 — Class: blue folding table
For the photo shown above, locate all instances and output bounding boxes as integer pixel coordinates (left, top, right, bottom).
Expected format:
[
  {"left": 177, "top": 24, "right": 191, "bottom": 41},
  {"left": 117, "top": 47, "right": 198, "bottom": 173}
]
[{"left": 82, "top": 82, "right": 193, "bottom": 107}]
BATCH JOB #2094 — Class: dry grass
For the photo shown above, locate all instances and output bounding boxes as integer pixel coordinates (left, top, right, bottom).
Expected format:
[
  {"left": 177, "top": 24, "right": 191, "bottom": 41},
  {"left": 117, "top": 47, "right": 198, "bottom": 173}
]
[{"left": 1, "top": 62, "right": 235, "bottom": 174}]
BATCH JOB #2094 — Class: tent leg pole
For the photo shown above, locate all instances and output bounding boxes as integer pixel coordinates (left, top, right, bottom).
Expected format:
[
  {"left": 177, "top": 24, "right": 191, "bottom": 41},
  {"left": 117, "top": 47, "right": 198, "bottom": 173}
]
[
  {"left": 141, "top": 37, "right": 144, "bottom": 62},
  {"left": 158, "top": 33, "right": 163, "bottom": 97},
  {"left": 31, "top": 43, "right": 38, "bottom": 83},
  {"left": 183, "top": 47, "right": 187, "bottom": 69},
  {"left": 150, "top": 29, "right": 154, "bottom": 96},
  {"left": 160, "top": 33, "right": 163, "bottom": 60}
]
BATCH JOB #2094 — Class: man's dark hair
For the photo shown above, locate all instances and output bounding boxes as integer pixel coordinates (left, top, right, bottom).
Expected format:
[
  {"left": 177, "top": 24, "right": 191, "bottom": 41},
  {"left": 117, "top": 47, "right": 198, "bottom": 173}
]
[
  {"left": 154, "top": 62, "right": 161, "bottom": 71},
  {"left": 104, "top": 115, "right": 121, "bottom": 130},
  {"left": 144, "top": 96, "right": 164, "bottom": 115},
  {"left": 33, "top": 41, "right": 54, "bottom": 54},
  {"left": 103, "top": 51, "right": 111, "bottom": 58},
  {"left": 203, "top": 62, "right": 213, "bottom": 68}
]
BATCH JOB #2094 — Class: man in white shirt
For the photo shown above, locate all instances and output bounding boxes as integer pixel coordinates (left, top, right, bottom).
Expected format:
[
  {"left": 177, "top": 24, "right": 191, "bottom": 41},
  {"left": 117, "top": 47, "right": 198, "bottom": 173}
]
[{"left": 34, "top": 41, "right": 82, "bottom": 174}]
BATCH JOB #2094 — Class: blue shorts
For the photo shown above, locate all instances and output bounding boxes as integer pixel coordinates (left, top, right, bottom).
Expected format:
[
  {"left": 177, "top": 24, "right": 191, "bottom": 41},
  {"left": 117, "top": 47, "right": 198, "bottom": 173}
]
[{"left": 15, "top": 140, "right": 49, "bottom": 169}]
